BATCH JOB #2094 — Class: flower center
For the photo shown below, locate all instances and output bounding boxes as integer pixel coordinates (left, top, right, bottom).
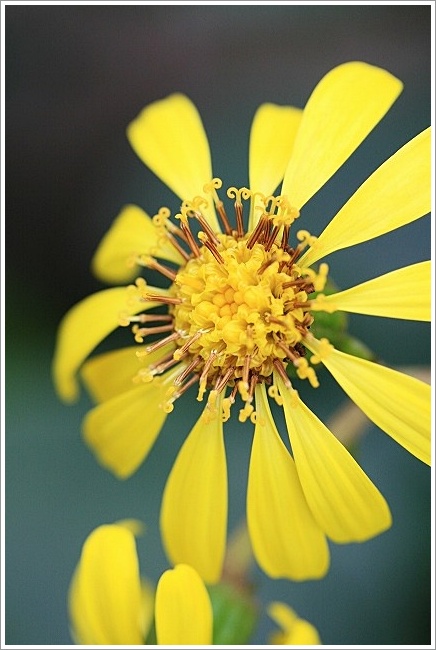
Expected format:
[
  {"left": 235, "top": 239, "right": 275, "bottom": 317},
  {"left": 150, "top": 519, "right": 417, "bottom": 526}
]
[{"left": 124, "top": 180, "right": 329, "bottom": 421}]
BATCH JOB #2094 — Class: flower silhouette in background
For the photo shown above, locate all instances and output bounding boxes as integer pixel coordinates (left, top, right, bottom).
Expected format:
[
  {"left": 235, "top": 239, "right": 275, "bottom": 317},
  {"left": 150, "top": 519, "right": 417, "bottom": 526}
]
[
  {"left": 53, "top": 62, "right": 431, "bottom": 583},
  {"left": 69, "top": 522, "right": 318, "bottom": 645}
]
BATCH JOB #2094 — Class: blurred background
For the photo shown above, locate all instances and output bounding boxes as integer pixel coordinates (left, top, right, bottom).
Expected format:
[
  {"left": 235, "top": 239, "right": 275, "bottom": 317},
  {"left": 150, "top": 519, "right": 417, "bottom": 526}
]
[{"left": 5, "top": 3, "right": 432, "bottom": 645}]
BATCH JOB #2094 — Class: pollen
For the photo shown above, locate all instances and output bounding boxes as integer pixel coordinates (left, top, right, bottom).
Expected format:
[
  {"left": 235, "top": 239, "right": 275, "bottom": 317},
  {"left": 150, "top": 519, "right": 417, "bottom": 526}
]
[{"left": 125, "top": 180, "right": 330, "bottom": 421}]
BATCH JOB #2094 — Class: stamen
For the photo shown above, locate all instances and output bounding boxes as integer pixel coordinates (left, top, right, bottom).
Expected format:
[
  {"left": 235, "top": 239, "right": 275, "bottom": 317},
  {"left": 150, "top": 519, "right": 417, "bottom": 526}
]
[
  {"left": 173, "top": 329, "right": 207, "bottom": 360},
  {"left": 214, "top": 366, "right": 235, "bottom": 393},
  {"left": 165, "top": 231, "right": 192, "bottom": 261},
  {"left": 280, "top": 225, "right": 290, "bottom": 250},
  {"left": 195, "top": 213, "right": 220, "bottom": 245},
  {"left": 278, "top": 341, "right": 299, "bottom": 362},
  {"left": 198, "top": 232, "right": 224, "bottom": 264},
  {"left": 264, "top": 225, "right": 280, "bottom": 252},
  {"left": 173, "top": 373, "right": 201, "bottom": 399},
  {"left": 143, "top": 293, "right": 182, "bottom": 305},
  {"left": 198, "top": 350, "right": 219, "bottom": 387},
  {"left": 133, "top": 323, "right": 174, "bottom": 343},
  {"left": 139, "top": 256, "right": 177, "bottom": 281},
  {"left": 145, "top": 331, "right": 181, "bottom": 354},
  {"left": 174, "top": 355, "right": 202, "bottom": 386},
  {"left": 138, "top": 313, "right": 173, "bottom": 323},
  {"left": 246, "top": 214, "right": 268, "bottom": 249},
  {"left": 286, "top": 244, "right": 305, "bottom": 267},
  {"left": 273, "top": 359, "right": 292, "bottom": 388},
  {"left": 227, "top": 187, "right": 251, "bottom": 238},
  {"left": 178, "top": 218, "right": 201, "bottom": 257},
  {"left": 150, "top": 354, "right": 181, "bottom": 375},
  {"left": 204, "top": 178, "right": 233, "bottom": 235}
]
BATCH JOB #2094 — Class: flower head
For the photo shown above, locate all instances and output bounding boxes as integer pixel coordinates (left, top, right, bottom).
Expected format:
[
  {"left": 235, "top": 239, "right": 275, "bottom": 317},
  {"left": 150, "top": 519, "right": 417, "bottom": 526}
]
[
  {"left": 68, "top": 522, "right": 213, "bottom": 645},
  {"left": 53, "top": 62, "right": 431, "bottom": 583}
]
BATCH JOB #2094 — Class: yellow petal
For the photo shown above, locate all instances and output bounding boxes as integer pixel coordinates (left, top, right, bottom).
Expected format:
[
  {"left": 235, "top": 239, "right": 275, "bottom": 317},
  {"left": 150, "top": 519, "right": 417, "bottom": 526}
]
[
  {"left": 82, "top": 369, "right": 179, "bottom": 478},
  {"left": 91, "top": 204, "right": 183, "bottom": 284},
  {"left": 268, "top": 602, "right": 321, "bottom": 645},
  {"left": 276, "top": 374, "right": 391, "bottom": 543},
  {"left": 160, "top": 400, "right": 227, "bottom": 584},
  {"left": 311, "top": 261, "right": 431, "bottom": 321},
  {"left": 249, "top": 103, "right": 303, "bottom": 228},
  {"left": 247, "top": 385, "right": 329, "bottom": 580},
  {"left": 300, "top": 127, "right": 431, "bottom": 267},
  {"left": 282, "top": 61, "right": 402, "bottom": 210},
  {"left": 127, "top": 93, "right": 219, "bottom": 230},
  {"left": 81, "top": 343, "right": 175, "bottom": 403},
  {"left": 155, "top": 564, "right": 213, "bottom": 645},
  {"left": 306, "top": 336, "right": 431, "bottom": 465},
  {"left": 52, "top": 286, "right": 165, "bottom": 403},
  {"left": 68, "top": 525, "right": 144, "bottom": 645}
]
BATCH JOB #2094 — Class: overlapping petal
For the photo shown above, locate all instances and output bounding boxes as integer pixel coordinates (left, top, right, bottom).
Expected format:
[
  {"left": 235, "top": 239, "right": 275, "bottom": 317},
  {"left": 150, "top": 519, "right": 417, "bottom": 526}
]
[
  {"left": 68, "top": 525, "right": 145, "bottom": 645},
  {"left": 155, "top": 564, "right": 213, "bottom": 645},
  {"left": 276, "top": 374, "right": 391, "bottom": 543},
  {"left": 127, "top": 93, "right": 219, "bottom": 230},
  {"left": 268, "top": 602, "right": 321, "bottom": 645},
  {"left": 249, "top": 103, "right": 303, "bottom": 228},
  {"left": 306, "top": 336, "right": 431, "bottom": 465},
  {"left": 282, "top": 61, "right": 402, "bottom": 210},
  {"left": 81, "top": 343, "right": 175, "bottom": 403},
  {"left": 52, "top": 286, "right": 166, "bottom": 403},
  {"left": 83, "top": 368, "right": 181, "bottom": 478},
  {"left": 300, "top": 127, "right": 431, "bottom": 267},
  {"left": 310, "top": 261, "right": 431, "bottom": 321},
  {"left": 160, "top": 399, "right": 227, "bottom": 584},
  {"left": 91, "top": 204, "right": 183, "bottom": 284},
  {"left": 247, "top": 384, "right": 329, "bottom": 580}
]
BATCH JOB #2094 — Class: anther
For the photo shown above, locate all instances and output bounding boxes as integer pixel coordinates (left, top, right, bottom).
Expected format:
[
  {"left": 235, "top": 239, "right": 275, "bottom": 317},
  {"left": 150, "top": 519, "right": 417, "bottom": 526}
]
[
  {"left": 173, "top": 329, "right": 206, "bottom": 360},
  {"left": 204, "top": 178, "right": 233, "bottom": 235},
  {"left": 179, "top": 220, "right": 201, "bottom": 257},
  {"left": 139, "top": 256, "right": 177, "bottom": 281},
  {"left": 264, "top": 225, "right": 280, "bottom": 252},
  {"left": 165, "top": 231, "right": 192, "bottom": 261},
  {"left": 174, "top": 355, "right": 202, "bottom": 386},
  {"left": 214, "top": 366, "right": 235, "bottom": 393},
  {"left": 273, "top": 359, "right": 292, "bottom": 388},
  {"left": 198, "top": 232, "right": 224, "bottom": 264},
  {"left": 145, "top": 331, "right": 181, "bottom": 353},
  {"left": 246, "top": 214, "right": 268, "bottom": 249},
  {"left": 143, "top": 293, "right": 183, "bottom": 305}
]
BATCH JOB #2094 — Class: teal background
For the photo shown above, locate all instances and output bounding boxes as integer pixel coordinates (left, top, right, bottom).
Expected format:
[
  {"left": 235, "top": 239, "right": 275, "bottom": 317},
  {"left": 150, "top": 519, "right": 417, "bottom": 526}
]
[{"left": 5, "top": 4, "right": 432, "bottom": 645}]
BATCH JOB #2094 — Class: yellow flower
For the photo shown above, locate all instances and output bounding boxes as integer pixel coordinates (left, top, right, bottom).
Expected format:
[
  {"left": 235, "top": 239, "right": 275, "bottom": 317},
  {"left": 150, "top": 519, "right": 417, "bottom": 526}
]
[
  {"left": 53, "top": 62, "right": 431, "bottom": 583},
  {"left": 268, "top": 601, "right": 321, "bottom": 645},
  {"left": 69, "top": 522, "right": 213, "bottom": 645}
]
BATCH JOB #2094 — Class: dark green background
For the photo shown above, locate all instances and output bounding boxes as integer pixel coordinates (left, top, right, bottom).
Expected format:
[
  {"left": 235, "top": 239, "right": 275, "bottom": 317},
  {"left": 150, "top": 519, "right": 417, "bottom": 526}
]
[{"left": 5, "top": 4, "right": 431, "bottom": 645}]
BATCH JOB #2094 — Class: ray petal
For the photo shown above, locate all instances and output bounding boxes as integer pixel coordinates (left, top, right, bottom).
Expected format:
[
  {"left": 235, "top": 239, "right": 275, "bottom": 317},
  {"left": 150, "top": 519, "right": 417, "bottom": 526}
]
[
  {"left": 282, "top": 61, "right": 402, "bottom": 210},
  {"left": 160, "top": 399, "right": 227, "bottom": 584},
  {"left": 305, "top": 336, "right": 431, "bottom": 465},
  {"left": 247, "top": 385, "right": 329, "bottom": 581},
  {"left": 249, "top": 103, "right": 303, "bottom": 228},
  {"left": 268, "top": 602, "right": 321, "bottom": 645},
  {"left": 311, "top": 261, "right": 431, "bottom": 321},
  {"left": 68, "top": 525, "right": 144, "bottom": 645},
  {"left": 127, "top": 93, "right": 219, "bottom": 229},
  {"left": 300, "top": 127, "right": 431, "bottom": 267},
  {"left": 91, "top": 204, "right": 183, "bottom": 284},
  {"left": 276, "top": 373, "right": 391, "bottom": 543},
  {"left": 155, "top": 564, "right": 213, "bottom": 645},
  {"left": 80, "top": 343, "right": 176, "bottom": 403},
  {"left": 82, "top": 369, "right": 180, "bottom": 478},
  {"left": 52, "top": 286, "right": 166, "bottom": 403}
]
